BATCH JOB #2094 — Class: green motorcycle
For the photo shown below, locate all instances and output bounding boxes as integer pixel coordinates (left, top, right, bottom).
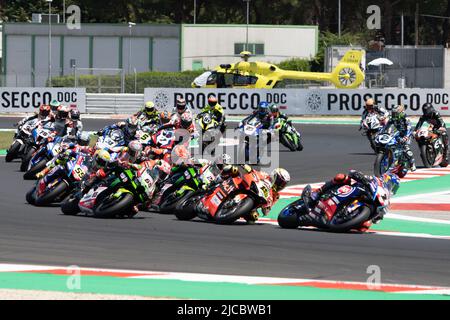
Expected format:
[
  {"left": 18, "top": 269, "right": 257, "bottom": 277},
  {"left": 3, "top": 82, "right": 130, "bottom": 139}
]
[
  {"left": 274, "top": 118, "right": 303, "bottom": 151},
  {"left": 86, "top": 166, "right": 160, "bottom": 219}
]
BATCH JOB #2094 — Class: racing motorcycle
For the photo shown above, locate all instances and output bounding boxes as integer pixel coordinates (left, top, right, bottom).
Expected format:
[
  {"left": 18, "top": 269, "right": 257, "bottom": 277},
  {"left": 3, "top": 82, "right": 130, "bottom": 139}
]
[
  {"left": 174, "top": 169, "right": 272, "bottom": 224},
  {"left": 154, "top": 161, "right": 220, "bottom": 214},
  {"left": 237, "top": 117, "right": 269, "bottom": 164},
  {"left": 20, "top": 124, "right": 56, "bottom": 172},
  {"left": 360, "top": 113, "right": 384, "bottom": 152},
  {"left": 373, "top": 124, "right": 408, "bottom": 178},
  {"left": 62, "top": 166, "right": 159, "bottom": 218},
  {"left": 95, "top": 127, "right": 126, "bottom": 151},
  {"left": 196, "top": 113, "right": 222, "bottom": 154},
  {"left": 273, "top": 118, "right": 303, "bottom": 152},
  {"left": 23, "top": 136, "right": 70, "bottom": 180},
  {"left": 5, "top": 118, "right": 40, "bottom": 162},
  {"left": 26, "top": 152, "right": 92, "bottom": 206},
  {"left": 278, "top": 174, "right": 398, "bottom": 232},
  {"left": 414, "top": 122, "right": 448, "bottom": 168},
  {"left": 147, "top": 125, "right": 179, "bottom": 159}
]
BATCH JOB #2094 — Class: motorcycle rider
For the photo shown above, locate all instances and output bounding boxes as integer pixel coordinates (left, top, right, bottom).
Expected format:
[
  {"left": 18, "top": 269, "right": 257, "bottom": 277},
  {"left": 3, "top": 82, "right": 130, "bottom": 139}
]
[
  {"left": 53, "top": 105, "right": 75, "bottom": 137},
  {"left": 301, "top": 170, "right": 400, "bottom": 230},
  {"left": 69, "top": 109, "right": 84, "bottom": 138},
  {"left": 49, "top": 100, "right": 62, "bottom": 116},
  {"left": 240, "top": 101, "right": 275, "bottom": 130},
  {"left": 387, "top": 104, "right": 416, "bottom": 171},
  {"left": 415, "top": 103, "right": 448, "bottom": 166},
  {"left": 16, "top": 104, "right": 52, "bottom": 127},
  {"left": 134, "top": 101, "right": 161, "bottom": 126},
  {"left": 196, "top": 96, "right": 226, "bottom": 133},
  {"left": 270, "top": 103, "right": 288, "bottom": 122},
  {"left": 169, "top": 98, "right": 196, "bottom": 134},
  {"left": 360, "top": 98, "right": 389, "bottom": 128},
  {"left": 97, "top": 116, "right": 139, "bottom": 145}
]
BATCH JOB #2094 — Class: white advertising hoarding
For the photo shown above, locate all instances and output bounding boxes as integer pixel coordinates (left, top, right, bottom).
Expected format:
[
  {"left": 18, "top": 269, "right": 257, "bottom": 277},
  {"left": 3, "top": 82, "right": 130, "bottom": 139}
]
[
  {"left": 0, "top": 88, "right": 86, "bottom": 113},
  {"left": 145, "top": 88, "right": 450, "bottom": 116}
]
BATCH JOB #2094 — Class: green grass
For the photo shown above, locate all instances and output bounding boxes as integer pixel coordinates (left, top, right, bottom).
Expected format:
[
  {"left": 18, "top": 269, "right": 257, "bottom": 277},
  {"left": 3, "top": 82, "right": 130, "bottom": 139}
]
[{"left": 0, "top": 132, "right": 14, "bottom": 150}]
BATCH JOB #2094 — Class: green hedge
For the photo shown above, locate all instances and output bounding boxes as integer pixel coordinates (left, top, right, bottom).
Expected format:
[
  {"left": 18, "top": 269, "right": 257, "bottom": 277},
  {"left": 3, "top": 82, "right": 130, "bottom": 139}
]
[{"left": 50, "top": 70, "right": 204, "bottom": 93}]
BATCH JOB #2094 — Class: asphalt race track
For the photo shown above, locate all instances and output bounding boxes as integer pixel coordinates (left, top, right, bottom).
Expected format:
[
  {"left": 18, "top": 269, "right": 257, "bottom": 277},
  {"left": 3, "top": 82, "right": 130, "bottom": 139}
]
[{"left": 1, "top": 119, "right": 450, "bottom": 287}]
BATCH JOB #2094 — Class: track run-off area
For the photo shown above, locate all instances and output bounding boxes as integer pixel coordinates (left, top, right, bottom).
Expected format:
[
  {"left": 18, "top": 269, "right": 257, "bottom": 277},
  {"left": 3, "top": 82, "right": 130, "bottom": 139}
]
[{"left": 0, "top": 116, "right": 449, "bottom": 299}]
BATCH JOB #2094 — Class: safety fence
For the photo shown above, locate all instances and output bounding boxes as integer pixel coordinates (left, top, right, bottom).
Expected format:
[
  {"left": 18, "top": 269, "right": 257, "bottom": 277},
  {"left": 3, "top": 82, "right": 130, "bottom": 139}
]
[{"left": 86, "top": 93, "right": 143, "bottom": 114}]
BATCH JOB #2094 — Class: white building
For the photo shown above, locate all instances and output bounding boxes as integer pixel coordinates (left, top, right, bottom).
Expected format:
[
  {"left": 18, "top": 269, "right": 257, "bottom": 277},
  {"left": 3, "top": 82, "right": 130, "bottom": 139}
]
[{"left": 181, "top": 24, "right": 318, "bottom": 71}]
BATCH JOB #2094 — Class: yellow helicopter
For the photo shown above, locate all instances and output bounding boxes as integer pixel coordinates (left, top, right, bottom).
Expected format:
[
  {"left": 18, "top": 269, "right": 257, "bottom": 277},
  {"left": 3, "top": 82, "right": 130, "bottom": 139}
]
[{"left": 192, "top": 50, "right": 365, "bottom": 89}]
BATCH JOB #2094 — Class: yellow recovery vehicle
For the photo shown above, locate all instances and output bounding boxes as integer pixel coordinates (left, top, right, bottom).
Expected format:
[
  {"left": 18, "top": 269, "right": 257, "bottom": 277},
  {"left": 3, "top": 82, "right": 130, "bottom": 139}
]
[{"left": 192, "top": 50, "right": 365, "bottom": 89}]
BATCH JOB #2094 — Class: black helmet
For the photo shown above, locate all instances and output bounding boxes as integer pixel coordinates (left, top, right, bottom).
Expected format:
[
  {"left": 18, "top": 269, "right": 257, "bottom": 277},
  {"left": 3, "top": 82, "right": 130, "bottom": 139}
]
[
  {"left": 422, "top": 103, "right": 435, "bottom": 118},
  {"left": 71, "top": 109, "right": 80, "bottom": 120}
]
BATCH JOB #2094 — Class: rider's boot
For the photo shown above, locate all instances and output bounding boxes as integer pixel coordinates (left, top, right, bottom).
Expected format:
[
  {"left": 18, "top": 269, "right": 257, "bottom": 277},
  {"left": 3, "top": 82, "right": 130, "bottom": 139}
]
[{"left": 357, "top": 221, "right": 372, "bottom": 232}]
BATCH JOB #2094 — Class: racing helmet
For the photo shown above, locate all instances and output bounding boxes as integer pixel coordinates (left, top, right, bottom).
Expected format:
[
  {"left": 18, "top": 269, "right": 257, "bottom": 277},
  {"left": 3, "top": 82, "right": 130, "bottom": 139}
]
[
  {"left": 383, "top": 172, "right": 400, "bottom": 195},
  {"left": 160, "top": 111, "right": 172, "bottom": 125},
  {"left": 365, "top": 98, "right": 374, "bottom": 111},
  {"left": 128, "top": 140, "right": 143, "bottom": 162},
  {"left": 38, "top": 104, "right": 51, "bottom": 119},
  {"left": 176, "top": 98, "right": 187, "bottom": 114},
  {"left": 422, "top": 103, "right": 435, "bottom": 118},
  {"left": 56, "top": 105, "right": 71, "bottom": 120},
  {"left": 270, "top": 168, "right": 291, "bottom": 192},
  {"left": 258, "top": 101, "right": 270, "bottom": 117},
  {"left": 70, "top": 109, "right": 81, "bottom": 121},
  {"left": 125, "top": 116, "right": 139, "bottom": 138},
  {"left": 270, "top": 104, "right": 280, "bottom": 117},
  {"left": 215, "top": 153, "right": 232, "bottom": 170},
  {"left": 94, "top": 149, "right": 111, "bottom": 168},
  {"left": 77, "top": 132, "right": 91, "bottom": 146},
  {"left": 144, "top": 101, "right": 156, "bottom": 116},
  {"left": 50, "top": 100, "right": 61, "bottom": 112},
  {"left": 180, "top": 112, "right": 193, "bottom": 129},
  {"left": 207, "top": 95, "right": 218, "bottom": 107},
  {"left": 391, "top": 104, "right": 406, "bottom": 121}
]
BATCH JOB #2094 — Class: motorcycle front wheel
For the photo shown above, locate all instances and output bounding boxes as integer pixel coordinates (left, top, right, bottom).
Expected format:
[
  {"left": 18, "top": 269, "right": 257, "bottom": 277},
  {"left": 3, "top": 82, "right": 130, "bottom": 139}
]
[
  {"left": 34, "top": 181, "right": 69, "bottom": 206},
  {"left": 20, "top": 147, "right": 36, "bottom": 172},
  {"left": 5, "top": 141, "right": 21, "bottom": 162},
  {"left": 328, "top": 205, "right": 371, "bottom": 233},
  {"left": 215, "top": 196, "right": 255, "bottom": 225},
  {"left": 420, "top": 143, "right": 435, "bottom": 168},
  {"left": 94, "top": 193, "right": 134, "bottom": 219},
  {"left": 23, "top": 158, "right": 47, "bottom": 180},
  {"left": 61, "top": 194, "right": 81, "bottom": 215},
  {"left": 174, "top": 192, "right": 204, "bottom": 221},
  {"left": 374, "top": 151, "right": 393, "bottom": 177}
]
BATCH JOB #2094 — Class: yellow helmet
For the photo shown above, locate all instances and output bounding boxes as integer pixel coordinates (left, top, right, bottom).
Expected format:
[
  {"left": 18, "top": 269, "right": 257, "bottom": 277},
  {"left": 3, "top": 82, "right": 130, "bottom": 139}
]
[
  {"left": 94, "top": 149, "right": 111, "bottom": 168},
  {"left": 144, "top": 101, "right": 156, "bottom": 115}
]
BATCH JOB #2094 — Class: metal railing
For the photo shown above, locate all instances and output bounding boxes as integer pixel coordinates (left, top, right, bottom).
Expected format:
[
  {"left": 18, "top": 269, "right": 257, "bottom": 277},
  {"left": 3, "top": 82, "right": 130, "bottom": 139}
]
[{"left": 86, "top": 93, "right": 144, "bottom": 114}]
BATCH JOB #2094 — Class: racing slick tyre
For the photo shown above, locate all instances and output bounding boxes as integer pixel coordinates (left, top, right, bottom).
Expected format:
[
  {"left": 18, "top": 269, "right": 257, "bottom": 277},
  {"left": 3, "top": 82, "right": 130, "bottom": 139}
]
[
  {"left": 215, "top": 197, "right": 255, "bottom": 225},
  {"left": 20, "top": 147, "right": 35, "bottom": 172},
  {"left": 277, "top": 200, "right": 302, "bottom": 229},
  {"left": 328, "top": 205, "right": 371, "bottom": 233},
  {"left": 280, "top": 134, "right": 297, "bottom": 152},
  {"left": 420, "top": 144, "right": 434, "bottom": 168},
  {"left": 174, "top": 193, "right": 204, "bottom": 221},
  {"left": 23, "top": 159, "right": 47, "bottom": 180},
  {"left": 34, "top": 181, "right": 69, "bottom": 206},
  {"left": 61, "top": 195, "right": 81, "bottom": 215},
  {"left": 296, "top": 137, "right": 304, "bottom": 151},
  {"left": 160, "top": 190, "right": 194, "bottom": 215},
  {"left": 374, "top": 152, "right": 392, "bottom": 177},
  {"left": 5, "top": 141, "right": 21, "bottom": 162},
  {"left": 26, "top": 187, "right": 36, "bottom": 205},
  {"left": 93, "top": 193, "right": 134, "bottom": 219}
]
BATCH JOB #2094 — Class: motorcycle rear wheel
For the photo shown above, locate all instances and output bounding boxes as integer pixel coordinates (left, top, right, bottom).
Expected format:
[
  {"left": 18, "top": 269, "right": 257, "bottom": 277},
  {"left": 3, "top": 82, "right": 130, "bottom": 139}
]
[
  {"left": 280, "top": 134, "right": 297, "bottom": 152},
  {"left": 94, "top": 193, "right": 134, "bottom": 219},
  {"left": 215, "top": 197, "right": 255, "bottom": 225},
  {"left": 160, "top": 190, "right": 194, "bottom": 215}
]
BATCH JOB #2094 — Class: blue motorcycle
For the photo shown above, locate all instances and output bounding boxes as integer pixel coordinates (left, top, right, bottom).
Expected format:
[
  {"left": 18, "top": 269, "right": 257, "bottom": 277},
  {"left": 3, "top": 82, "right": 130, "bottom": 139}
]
[{"left": 278, "top": 173, "right": 399, "bottom": 233}]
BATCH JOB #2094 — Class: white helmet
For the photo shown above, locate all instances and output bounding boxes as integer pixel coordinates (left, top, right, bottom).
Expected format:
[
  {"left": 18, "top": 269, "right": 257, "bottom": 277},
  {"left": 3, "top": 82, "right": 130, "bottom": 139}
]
[
  {"left": 271, "top": 168, "right": 290, "bottom": 192},
  {"left": 128, "top": 140, "right": 143, "bottom": 163}
]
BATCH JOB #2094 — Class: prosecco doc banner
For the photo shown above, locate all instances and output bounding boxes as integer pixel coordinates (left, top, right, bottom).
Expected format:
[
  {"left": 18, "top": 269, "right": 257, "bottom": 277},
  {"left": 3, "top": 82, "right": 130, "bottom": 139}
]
[
  {"left": 144, "top": 88, "right": 450, "bottom": 116},
  {"left": 0, "top": 88, "right": 86, "bottom": 113}
]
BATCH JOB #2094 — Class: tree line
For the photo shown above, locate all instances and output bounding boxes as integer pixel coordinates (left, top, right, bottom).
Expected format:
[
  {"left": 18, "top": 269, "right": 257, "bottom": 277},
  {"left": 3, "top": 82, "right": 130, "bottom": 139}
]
[{"left": 2, "top": 0, "right": 450, "bottom": 46}]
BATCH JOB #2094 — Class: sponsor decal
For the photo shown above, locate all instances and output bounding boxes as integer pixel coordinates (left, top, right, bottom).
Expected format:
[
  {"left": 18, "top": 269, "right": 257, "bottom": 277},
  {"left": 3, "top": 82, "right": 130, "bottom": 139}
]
[{"left": 0, "top": 88, "right": 86, "bottom": 113}]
